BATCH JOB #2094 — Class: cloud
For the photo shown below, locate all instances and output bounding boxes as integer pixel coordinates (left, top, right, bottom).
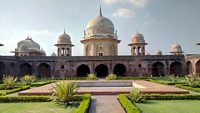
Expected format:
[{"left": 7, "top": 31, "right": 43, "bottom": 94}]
[
  {"left": 143, "top": 18, "right": 155, "bottom": 26},
  {"left": 129, "top": 0, "right": 150, "bottom": 8},
  {"left": 102, "top": 0, "right": 124, "bottom": 4},
  {"left": 102, "top": 0, "right": 150, "bottom": 8},
  {"left": 112, "top": 8, "right": 135, "bottom": 18}
]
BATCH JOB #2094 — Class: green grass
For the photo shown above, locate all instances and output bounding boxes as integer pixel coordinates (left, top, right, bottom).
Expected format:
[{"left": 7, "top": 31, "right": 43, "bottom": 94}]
[
  {"left": 136, "top": 100, "right": 200, "bottom": 113},
  {"left": 0, "top": 102, "right": 79, "bottom": 113}
]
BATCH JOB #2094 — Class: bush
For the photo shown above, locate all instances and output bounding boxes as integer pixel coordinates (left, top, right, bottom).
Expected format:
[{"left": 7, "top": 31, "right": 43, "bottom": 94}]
[
  {"left": 185, "top": 75, "right": 199, "bottom": 87},
  {"left": 20, "top": 75, "right": 36, "bottom": 85},
  {"left": 118, "top": 94, "right": 141, "bottom": 113},
  {"left": 51, "top": 81, "right": 79, "bottom": 106},
  {"left": 3, "top": 75, "right": 18, "bottom": 90},
  {"left": 129, "top": 88, "right": 145, "bottom": 103},
  {"left": 86, "top": 73, "right": 98, "bottom": 80},
  {"left": 145, "top": 94, "right": 200, "bottom": 100},
  {"left": 75, "top": 94, "right": 91, "bottom": 113},
  {"left": 167, "top": 74, "right": 179, "bottom": 83},
  {"left": 105, "top": 73, "right": 117, "bottom": 80}
]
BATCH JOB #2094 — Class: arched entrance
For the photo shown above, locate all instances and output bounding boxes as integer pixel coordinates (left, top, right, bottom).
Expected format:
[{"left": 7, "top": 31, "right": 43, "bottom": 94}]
[
  {"left": 0, "top": 62, "right": 6, "bottom": 78},
  {"left": 10, "top": 63, "right": 15, "bottom": 75},
  {"left": 186, "top": 61, "right": 192, "bottom": 75},
  {"left": 152, "top": 62, "right": 165, "bottom": 76},
  {"left": 38, "top": 63, "right": 51, "bottom": 78},
  {"left": 20, "top": 63, "right": 32, "bottom": 76},
  {"left": 95, "top": 64, "right": 108, "bottom": 77},
  {"left": 77, "top": 64, "right": 90, "bottom": 77},
  {"left": 196, "top": 60, "right": 200, "bottom": 74},
  {"left": 170, "top": 62, "right": 182, "bottom": 75},
  {"left": 113, "top": 64, "right": 126, "bottom": 76}
]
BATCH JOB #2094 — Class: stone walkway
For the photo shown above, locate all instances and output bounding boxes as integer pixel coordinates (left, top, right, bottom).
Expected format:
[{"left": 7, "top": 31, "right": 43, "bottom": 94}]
[{"left": 89, "top": 95, "right": 125, "bottom": 113}]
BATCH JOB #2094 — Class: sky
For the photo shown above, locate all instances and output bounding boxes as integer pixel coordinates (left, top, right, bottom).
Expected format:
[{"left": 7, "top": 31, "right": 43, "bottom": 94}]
[{"left": 0, "top": 0, "right": 200, "bottom": 56}]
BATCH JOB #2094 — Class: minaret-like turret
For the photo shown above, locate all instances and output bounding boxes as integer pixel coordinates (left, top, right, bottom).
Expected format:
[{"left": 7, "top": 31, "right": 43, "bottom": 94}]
[{"left": 55, "top": 29, "right": 74, "bottom": 56}]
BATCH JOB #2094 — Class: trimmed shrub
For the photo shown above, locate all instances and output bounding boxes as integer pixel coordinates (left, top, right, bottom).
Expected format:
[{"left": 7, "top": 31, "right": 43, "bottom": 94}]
[
  {"left": 86, "top": 73, "right": 98, "bottom": 80},
  {"left": 3, "top": 75, "right": 18, "bottom": 89},
  {"left": 75, "top": 94, "right": 91, "bottom": 113},
  {"left": 105, "top": 73, "right": 117, "bottom": 80},
  {"left": 118, "top": 94, "right": 141, "bottom": 113},
  {"left": 51, "top": 81, "right": 79, "bottom": 106},
  {"left": 20, "top": 75, "right": 36, "bottom": 85}
]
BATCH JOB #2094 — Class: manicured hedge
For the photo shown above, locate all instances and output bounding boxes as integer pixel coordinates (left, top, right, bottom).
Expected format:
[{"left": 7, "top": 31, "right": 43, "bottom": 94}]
[
  {"left": 145, "top": 94, "right": 200, "bottom": 100},
  {"left": 118, "top": 94, "right": 141, "bottom": 113},
  {"left": 0, "top": 96, "right": 50, "bottom": 103},
  {"left": 176, "top": 84, "right": 200, "bottom": 93},
  {"left": 0, "top": 85, "right": 30, "bottom": 96},
  {"left": 116, "top": 77, "right": 149, "bottom": 80},
  {"left": 30, "top": 81, "right": 53, "bottom": 87},
  {"left": 75, "top": 94, "right": 91, "bottom": 113},
  {"left": 148, "top": 79, "right": 184, "bottom": 85}
]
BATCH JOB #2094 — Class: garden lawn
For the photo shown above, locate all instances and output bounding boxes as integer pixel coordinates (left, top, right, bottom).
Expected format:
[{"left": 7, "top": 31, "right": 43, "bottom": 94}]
[
  {"left": 136, "top": 100, "right": 200, "bottom": 113},
  {"left": 0, "top": 102, "right": 79, "bottom": 113}
]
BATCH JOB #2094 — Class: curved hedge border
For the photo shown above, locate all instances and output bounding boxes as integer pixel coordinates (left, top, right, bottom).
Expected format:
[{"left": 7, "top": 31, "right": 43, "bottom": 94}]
[
  {"left": 0, "top": 85, "right": 30, "bottom": 96},
  {"left": 176, "top": 84, "right": 200, "bottom": 93},
  {"left": 118, "top": 94, "right": 141, "bottom": 113},
  {"left": 75, "top": 94, "right": 91, "bottom": 113}
]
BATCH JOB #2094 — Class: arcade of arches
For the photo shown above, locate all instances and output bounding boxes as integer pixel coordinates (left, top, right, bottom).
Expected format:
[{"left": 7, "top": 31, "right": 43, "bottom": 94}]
[{"left": 3, "top": 57, "right": 200, "bottom": 77}]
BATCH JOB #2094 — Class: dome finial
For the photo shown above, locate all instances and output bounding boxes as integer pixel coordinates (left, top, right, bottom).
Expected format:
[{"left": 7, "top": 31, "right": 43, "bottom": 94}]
[
  {"left": 64, "top": 29, "right": 66, "bottom": 34},
  {"left": 99, "top": 5, "right": 102, "bottom": 16},
  {"left": 137, "top": 27, "right": 139, "bottom": 33}
]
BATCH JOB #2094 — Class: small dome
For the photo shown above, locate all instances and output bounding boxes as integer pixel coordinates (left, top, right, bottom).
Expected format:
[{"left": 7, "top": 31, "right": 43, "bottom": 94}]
[
  {"left": 171, "top": 43, "right": 183, "bottom": 53},
  {"left": 13, "top": 36, "right": 46, "bottom": 56},
  {"left": 131, "top": 32, "right": 146, "bottom": 44},
  {"left": 155, "top": 50, "right": 162, "bottom": 55},
  {"left": 57, "top": 31, "right": 72, "bottom": 44},
  {"left": 51, "top": 52, "right": 57, "bottom": 56},
  {"left": 17, "top": 37, "right": 40, "bottom": 51}
]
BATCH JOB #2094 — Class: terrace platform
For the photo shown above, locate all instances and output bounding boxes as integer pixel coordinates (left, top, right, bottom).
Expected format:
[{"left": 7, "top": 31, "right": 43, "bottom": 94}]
[{"left": 18, "top": 80, "right": 189, "bottom": 96}]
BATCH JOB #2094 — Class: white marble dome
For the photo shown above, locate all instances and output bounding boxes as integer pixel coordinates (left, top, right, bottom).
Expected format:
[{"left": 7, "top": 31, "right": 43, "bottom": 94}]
[
  {"left": 131, "top": 32, "right": 146, "bottom": 44},
  {"left": 57, "top": 31, "right": 72, "bottom": 44},
  {"left": 171, "top": 44, "right": 183, "bottom": 53},
  {"left": 155, "top": 50, "right": 162, "bottom": 55},
  {"left": 84, "top": 8, "right": 116, "bottom": 38}
]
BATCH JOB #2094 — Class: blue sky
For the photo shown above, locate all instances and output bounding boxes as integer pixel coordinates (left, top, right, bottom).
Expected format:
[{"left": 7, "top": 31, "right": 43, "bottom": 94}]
[{"left": 0, "top": 0, "right": 200, "bottom": 56}]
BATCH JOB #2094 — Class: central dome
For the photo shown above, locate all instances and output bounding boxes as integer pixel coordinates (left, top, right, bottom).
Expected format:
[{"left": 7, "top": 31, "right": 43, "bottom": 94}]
[
  {"left": 86, "top": 16, "right": 114, "bottom": 34},
  {"left": 84, "top": 7, "right": 116, "bottom": 38}
]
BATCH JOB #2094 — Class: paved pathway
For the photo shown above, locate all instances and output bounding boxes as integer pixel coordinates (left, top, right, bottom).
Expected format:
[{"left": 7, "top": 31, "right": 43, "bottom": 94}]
[{"left": 89, "top": 95, "right": 125, "bottom": 113}]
